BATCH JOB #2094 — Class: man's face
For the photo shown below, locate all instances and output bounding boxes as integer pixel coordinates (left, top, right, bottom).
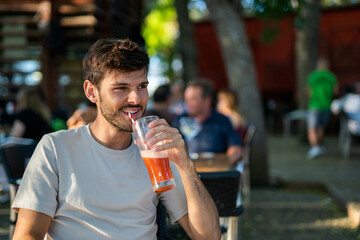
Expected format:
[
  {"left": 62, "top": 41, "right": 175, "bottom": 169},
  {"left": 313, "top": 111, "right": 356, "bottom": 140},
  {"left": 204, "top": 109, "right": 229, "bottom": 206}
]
[
  {"left": 184, "top": 86, "right": 208, "bottom": 117},
  {"left": 96, "top": 69, "right": 149, "bottom": 132}
]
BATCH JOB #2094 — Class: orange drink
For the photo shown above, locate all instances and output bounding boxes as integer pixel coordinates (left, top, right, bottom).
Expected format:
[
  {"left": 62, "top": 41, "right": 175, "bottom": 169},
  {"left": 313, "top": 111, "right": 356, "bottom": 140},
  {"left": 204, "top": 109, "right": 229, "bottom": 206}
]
[
  {"left": 132, "top": 116, "right": 176, "bottom": 193},
  {"left": 140, "top": 150, "right": 175, "bottom": 193}
]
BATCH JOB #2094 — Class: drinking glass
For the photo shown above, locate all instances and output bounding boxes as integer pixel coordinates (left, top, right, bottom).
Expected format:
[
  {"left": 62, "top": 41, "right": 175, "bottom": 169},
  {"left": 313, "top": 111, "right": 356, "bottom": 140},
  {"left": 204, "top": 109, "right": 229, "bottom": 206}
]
[{"left": 133, "top": 116, "right": 176, "bottom": 193}]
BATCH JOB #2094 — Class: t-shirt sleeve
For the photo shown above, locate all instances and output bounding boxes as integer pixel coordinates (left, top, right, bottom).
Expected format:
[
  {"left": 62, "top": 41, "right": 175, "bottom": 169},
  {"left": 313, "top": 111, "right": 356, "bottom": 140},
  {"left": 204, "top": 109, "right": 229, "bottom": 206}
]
[
  {"left": 159, "top": 162, "right": 187, "bottom": 225},
  {"left": 12, "top": 134, "right": 59, "bottom": 218}
]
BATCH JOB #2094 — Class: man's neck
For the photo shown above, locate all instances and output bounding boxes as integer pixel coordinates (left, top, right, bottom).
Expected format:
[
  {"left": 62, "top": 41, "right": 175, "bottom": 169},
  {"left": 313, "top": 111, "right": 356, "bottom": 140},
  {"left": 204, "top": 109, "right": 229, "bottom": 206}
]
[
  {"left": 195, "top": 108, "right": 212, "bottom": 123},
  {"left": 89, "top": 118, "right": 132, "bottom": 150}
]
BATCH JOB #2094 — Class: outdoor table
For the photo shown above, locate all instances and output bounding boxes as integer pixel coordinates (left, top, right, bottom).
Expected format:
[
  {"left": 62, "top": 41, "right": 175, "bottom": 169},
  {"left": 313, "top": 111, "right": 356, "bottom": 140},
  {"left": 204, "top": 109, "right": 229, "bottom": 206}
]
[{"left": 191, "top": 152, "right": 230, "bottom": 172}]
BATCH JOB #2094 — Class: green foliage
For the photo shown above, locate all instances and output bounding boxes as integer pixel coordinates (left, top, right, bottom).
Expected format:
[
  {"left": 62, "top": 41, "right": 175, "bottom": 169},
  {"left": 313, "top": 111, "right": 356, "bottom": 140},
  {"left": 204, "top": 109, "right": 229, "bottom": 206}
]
[
  {"left": 142, "top": 0, "right": 179, "bottom": 57},
  {"left": 322, "top": 0, "right": 360, "bottom": 6},
  {"left": 142, "top": 0, "right": 180, "bottom": 80},
  {"left": 251, "top": 0, "right": 304, "bottom": 19}
]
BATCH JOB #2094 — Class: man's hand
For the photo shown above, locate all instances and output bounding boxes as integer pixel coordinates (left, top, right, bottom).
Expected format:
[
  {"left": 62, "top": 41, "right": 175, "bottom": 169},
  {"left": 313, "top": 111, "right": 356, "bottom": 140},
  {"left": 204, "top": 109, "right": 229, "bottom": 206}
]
[
  {"left": 145, "top": 118, "right": 221, "bottom": 239},
  {"left": 146, "top": 118, "right": 192, "bottom": 169}
]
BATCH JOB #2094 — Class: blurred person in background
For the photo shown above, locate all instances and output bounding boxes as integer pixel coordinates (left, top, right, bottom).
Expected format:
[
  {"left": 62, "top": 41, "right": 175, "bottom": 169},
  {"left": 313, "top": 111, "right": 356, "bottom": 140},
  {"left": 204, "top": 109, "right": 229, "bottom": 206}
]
[
  {"left": 216, "top": 89, "right": 247, "bottom": 140},
  {"left": 168, "top": 81, "right": 186, "bottom": 116},
  {"left": 66, "top": 102, "right": 97, "bottom": 129},
  {"left": 306, "top": 57, "right": 338, "bottom": 159},
  {"left": 331, "top": 82, "right": 360, "bottom": 135},
  {"left": 10, "top": 87, "right": 52, "bottom": 140},
  {"left": 172, "top": 79, "right": 242, "bottom": 166},
  {"left": 145, "top": 84, "right": 176, "bottom": 123}
]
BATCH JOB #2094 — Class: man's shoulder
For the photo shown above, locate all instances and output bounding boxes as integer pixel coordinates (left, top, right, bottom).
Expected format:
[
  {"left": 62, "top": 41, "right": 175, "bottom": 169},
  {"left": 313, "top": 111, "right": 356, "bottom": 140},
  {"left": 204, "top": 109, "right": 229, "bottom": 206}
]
[
  {"left": 210, "top": 111, "right": 231, "bottom": 122},
  {"left": 45, "top": 125, "right": 88, "bottom": 141}
]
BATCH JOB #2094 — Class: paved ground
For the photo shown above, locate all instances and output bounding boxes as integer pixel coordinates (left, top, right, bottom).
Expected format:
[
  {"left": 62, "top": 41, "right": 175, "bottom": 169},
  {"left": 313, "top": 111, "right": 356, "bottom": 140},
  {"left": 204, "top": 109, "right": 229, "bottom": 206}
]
[
  {"left": 0, "top": 135, "right": 359, "bottom": 240},
  {"left": 238, "top": 135, "right": 360, "bottom": 240},
  {"left": 268, "top": 135, "right": 360, "bottom": 228},
  {"left": 240, "top": 187, "right": 359, "bottom": 240}
]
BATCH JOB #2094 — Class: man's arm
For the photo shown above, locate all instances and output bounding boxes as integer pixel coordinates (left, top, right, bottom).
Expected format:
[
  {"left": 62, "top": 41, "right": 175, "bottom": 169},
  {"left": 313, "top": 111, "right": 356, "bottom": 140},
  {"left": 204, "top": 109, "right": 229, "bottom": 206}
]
[
  {"left": 226, "top": 145, "right": 242, "bottom": 166},
  {"left": 176, "top": 162, "right": 221, "bottom": 239},
  {"left": 10, "top": 120, "right": 25, "bottom": 138},
  {"left": 13, "top": 208, "right": 52, "bottom": 240},
  {"left": 147, "top": 119, "right": 221, "bottom": 239}
]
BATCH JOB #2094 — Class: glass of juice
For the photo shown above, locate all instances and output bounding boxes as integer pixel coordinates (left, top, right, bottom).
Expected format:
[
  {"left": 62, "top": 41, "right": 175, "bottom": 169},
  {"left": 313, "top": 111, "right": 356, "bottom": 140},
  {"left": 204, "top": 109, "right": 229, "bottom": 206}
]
[{"left": 132, "top": 116, "right": 176, "bottom": 193}]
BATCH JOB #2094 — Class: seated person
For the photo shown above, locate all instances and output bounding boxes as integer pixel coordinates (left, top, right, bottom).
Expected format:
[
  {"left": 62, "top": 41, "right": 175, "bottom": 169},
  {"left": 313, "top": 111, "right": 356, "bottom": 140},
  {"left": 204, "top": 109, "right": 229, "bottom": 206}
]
[
  {"left": 67, "top": 102, "right": 97, "bottom": 129},
  {"left": 12, "top": 39, "right": 220, "bottom": 240},
  {"left": 145, "top": 84, "right": 176, "bottom": 123},
  {"left": 216, "top": 89, "right": 247, "bottom": 140},
  {"left": 331, "top": 82, "right": 360, "bottom": 135},
  {"left": 172, "top": 79, "right": 242, "bottom": 166},
  {"left": 10, "top": 87, "right": 52, "bottom": 140},
  {"left": 168, "top": 82, "right": 186, "bottom": 116}
]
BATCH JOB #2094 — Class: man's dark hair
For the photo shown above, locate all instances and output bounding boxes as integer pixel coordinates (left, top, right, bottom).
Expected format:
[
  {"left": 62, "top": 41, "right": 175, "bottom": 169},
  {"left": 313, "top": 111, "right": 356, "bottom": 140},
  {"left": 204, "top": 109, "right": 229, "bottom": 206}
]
[
  {"left": 153, "top": 84, "right": 171, "bottom": 103},
  {"left": 187, "top": 78, "right": 214, "bottom": 99},
  {"left": 82, "top": 39, "right": 149, "bottom": 87}
]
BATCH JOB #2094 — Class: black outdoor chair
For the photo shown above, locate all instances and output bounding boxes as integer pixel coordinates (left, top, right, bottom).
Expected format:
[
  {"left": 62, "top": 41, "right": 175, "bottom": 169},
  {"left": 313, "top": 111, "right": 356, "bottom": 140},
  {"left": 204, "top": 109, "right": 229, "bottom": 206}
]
[
  {"left": 0, "top": 139, "right": 38, "bottom": 240},
  {"left": 156, "top": 201, "right": 169, "bottom": 240},
  {"left": 198, "top": 170, "right": 243, "bottom": 239},
  {"left": 0, "top": 140, "right": 38, "bottom": 223}
]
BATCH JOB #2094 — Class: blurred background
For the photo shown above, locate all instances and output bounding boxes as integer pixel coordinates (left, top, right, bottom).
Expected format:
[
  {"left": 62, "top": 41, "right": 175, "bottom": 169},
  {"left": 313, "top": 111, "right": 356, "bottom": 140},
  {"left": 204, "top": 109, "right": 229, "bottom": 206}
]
[
  {"left": 0, "top": 0, "right": 360, "bottom": 239},
  {"left": 1, "top": 0, "right": 359, "bottom": 185}
]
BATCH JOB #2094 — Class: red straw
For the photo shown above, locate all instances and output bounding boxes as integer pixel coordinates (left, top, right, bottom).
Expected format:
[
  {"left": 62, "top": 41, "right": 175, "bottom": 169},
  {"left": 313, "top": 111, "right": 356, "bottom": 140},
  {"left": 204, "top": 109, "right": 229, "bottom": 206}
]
[
  {"left": 128, "top": 112, "right": 135, "bottom": 125},
  {"left": 129, "top": 112, "right": 150, "bottom": 150}
]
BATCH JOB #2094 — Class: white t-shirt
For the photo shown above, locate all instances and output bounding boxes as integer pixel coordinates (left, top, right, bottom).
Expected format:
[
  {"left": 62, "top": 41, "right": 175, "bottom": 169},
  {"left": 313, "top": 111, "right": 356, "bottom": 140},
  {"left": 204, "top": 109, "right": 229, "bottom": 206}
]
[
  {"left": 331, "top": 94, "right": 360, "bottom": 135},
  {"left": 12, "top": 125, "right": 187, "bottom": 240}
]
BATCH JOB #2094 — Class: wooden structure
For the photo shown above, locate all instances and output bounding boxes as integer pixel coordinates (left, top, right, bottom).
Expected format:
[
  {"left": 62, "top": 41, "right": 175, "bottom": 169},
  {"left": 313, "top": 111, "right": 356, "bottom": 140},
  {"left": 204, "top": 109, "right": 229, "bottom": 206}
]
[{"left": 0, "top": 0, "right": 145, "bottom": 126}]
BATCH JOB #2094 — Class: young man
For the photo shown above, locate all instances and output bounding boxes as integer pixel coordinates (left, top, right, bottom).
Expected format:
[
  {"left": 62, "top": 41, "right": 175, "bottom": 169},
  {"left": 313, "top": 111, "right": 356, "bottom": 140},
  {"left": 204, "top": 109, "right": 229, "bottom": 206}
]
[
  {"left": 172, "top": 79, "right": 242, "bottom": 166},
  {"left": 12, "top": 39, "right": 220, "bottom": 239}
]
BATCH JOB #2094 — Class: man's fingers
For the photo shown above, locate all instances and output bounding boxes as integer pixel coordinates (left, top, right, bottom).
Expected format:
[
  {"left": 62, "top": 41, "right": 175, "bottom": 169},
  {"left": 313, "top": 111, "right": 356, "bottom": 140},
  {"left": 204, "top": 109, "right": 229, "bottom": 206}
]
[
  {"left": 151, "top": 136, "right": 185, "bottom": 152},
  {"left": 146, "top": 123, "right": 179, "bottom": 139}
]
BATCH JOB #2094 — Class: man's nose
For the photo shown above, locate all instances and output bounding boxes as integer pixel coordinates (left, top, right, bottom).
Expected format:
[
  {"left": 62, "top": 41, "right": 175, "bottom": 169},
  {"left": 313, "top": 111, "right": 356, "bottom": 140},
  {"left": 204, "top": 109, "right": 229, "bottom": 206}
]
[{"left": 128, "top": 90, "right": 141, "bottom": 104}]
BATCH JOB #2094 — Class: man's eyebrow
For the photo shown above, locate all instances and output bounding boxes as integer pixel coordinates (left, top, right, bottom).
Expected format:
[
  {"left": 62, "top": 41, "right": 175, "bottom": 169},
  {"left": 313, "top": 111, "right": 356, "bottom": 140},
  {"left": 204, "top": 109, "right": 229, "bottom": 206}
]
[{"left": 110, "top": 81, "right": 149, "bottom": 86}]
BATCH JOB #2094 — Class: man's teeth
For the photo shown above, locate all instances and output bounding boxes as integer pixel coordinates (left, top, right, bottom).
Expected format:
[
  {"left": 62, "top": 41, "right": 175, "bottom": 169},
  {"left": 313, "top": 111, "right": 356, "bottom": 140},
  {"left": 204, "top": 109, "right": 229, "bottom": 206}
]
[{"left": 124, "top": 110, "right": 138, "bottom": 114}]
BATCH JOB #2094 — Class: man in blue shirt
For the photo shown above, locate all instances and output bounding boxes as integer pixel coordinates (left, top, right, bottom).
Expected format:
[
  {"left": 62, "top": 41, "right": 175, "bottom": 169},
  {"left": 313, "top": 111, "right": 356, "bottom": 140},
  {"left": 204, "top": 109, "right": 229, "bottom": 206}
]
[{"left": 172, "top": 79, "right": 242, "bottom": 166}]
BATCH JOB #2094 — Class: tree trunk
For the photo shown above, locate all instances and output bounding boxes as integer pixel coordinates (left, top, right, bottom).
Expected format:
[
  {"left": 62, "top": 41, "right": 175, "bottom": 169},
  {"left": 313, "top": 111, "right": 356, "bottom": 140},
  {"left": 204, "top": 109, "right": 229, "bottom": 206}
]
[
  {"left": 174, "top": 0, "right": 198, "bottom": 83},
  {"left": 295, "top": 0, "right": 321, "bottom": 140},
  {"left": 204, "top": 0, "right": 269, "bottom": 186},
  {"left": 296, "top": 0, "right": 321, "bottom": 110}
]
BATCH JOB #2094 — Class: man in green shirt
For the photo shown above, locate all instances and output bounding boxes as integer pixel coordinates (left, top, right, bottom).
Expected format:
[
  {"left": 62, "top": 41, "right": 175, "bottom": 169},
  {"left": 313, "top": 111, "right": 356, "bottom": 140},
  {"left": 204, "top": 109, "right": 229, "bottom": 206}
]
[{"left": 307, "top": 58, "right": 337, "bottom": 159}]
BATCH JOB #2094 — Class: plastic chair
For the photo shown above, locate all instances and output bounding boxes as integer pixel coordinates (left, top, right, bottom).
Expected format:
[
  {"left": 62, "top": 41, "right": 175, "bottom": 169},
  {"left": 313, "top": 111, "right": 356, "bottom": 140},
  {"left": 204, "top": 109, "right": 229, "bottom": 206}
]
[
  {"left": 0, "top": 140, "right": 38, "bottom": 224},
  {"left": 198, "top": 170, "right": 243, "bottom": 240},
  {"left": 338, "top": 115, "right": 360, "bottom": 159}
]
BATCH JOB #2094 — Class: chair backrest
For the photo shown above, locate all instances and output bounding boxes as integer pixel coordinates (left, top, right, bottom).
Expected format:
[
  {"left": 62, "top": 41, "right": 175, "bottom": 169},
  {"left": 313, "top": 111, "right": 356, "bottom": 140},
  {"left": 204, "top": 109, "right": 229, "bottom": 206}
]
[
  {"left": 198, "top": 170, "right": 243, "bottom": 217},
  {"left": 243, "top": 124, "right": 256, "bottom": 147},
  {"left": 156, "top": 201, "right": 168, "bottom": 240},
  {"left": 0, "top": 141, "right": 38, "bottom": 184}
]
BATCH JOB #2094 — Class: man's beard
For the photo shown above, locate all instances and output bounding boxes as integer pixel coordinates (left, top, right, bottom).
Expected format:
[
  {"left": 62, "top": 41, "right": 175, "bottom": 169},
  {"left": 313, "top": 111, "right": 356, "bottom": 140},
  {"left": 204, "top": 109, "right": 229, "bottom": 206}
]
[{"left": 98, "top": 97, "right": 145, "bottom": 132}]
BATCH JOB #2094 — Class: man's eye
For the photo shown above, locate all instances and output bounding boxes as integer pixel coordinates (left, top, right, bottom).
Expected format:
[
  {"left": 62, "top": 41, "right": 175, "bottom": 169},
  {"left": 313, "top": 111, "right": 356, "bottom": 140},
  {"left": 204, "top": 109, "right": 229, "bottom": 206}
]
[
  {"left": 116, "top": 87, "right": 127, "bottom": 90},
  {"left": 139, "top": 84, "right": 148, "bottom": 89}
]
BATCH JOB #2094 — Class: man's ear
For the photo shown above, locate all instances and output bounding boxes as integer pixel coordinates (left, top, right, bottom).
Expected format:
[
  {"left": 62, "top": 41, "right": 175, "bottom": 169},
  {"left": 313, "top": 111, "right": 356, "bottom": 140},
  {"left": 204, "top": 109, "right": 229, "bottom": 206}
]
[{"left": 84, "top": 80, "right": 98, "bottom": 103}]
